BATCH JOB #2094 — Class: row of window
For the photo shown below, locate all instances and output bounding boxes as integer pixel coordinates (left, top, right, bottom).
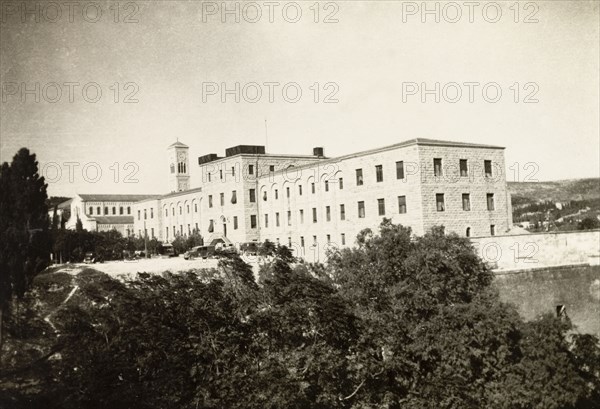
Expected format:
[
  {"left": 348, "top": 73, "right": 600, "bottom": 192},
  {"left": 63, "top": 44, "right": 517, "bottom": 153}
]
[
  {"left": 208, "top": 191, "right": 237, "bottom": 208},
  {"left": 165, "top": 222, "right": 201, "bottom": 240},
  {"left": 89, "top": 206, "right": 131, "bottom": 216},
  {"left": 205, "top": 163, "right": 270, "bottom": 182},
  {"left": 253, "top": 192, "right": 495, "bottom": 229},
  {"left": 355, "top": 159, "right": 494, "bottom": 186},
  {"left": 435, "top": 193, "right": 495, "bottom": 212}
]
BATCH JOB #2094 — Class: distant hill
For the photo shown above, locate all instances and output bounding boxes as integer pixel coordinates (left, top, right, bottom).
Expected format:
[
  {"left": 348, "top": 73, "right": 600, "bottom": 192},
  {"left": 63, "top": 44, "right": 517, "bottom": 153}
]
[{"left": 509, "top": 178, "right": 600, "bottom": 206}]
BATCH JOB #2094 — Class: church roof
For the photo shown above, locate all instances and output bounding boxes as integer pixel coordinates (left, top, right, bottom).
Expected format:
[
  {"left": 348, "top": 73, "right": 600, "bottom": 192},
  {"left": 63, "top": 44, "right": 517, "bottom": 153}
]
[
  {"left": 93, "top": 216, "right": 134, "bottom": 225},
  {"left": 79, "top": 194, "right": 159, "bottom": 202}
]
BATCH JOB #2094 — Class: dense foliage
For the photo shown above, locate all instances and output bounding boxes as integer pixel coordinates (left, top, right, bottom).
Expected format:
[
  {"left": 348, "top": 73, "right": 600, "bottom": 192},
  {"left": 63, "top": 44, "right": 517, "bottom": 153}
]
[
  {"left": 0, "top": 148, "right": 51, "bottom": 365},
  {"left": 1, "top": 220, "right": 599, "bottom": 408}
]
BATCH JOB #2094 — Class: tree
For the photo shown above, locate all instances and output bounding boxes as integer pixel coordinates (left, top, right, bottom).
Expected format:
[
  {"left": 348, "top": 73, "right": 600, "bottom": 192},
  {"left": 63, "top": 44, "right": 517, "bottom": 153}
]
[
  {"left": 578, "top": 216, "right": 600, "bottom": 230},
  {"left": 0, "top": 148, "right": 50, "bottom": 364}
]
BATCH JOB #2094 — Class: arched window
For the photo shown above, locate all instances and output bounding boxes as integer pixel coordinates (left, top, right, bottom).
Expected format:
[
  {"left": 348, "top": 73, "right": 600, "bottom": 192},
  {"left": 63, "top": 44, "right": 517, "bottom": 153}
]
[{"left": 466, "top": 227, "right": 471, "bottom": 237}]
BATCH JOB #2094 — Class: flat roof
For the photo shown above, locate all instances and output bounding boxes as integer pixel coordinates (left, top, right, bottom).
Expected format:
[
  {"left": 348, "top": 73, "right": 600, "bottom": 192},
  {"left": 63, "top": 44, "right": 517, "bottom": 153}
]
[
  {"left": 265, "top": 138, "right": 505, "bottom": 176},
  {"left": 79, "top": 194, "right": 159, "bottom": 202},
  {"left": 93, "top": 216, "right": 134, "bottom": 224}
]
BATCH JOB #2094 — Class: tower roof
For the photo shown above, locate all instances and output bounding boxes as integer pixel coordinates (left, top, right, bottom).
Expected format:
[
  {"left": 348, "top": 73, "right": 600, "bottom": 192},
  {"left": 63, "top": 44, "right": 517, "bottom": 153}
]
[{"left": 168, "top": 141, "right": 188, "bottom": 148}]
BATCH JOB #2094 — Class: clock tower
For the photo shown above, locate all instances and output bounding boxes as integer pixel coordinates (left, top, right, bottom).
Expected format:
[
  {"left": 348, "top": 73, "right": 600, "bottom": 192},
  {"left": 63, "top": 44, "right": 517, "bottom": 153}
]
[{"left": 167, "top": 140, "right": 190, "bottom": 192}]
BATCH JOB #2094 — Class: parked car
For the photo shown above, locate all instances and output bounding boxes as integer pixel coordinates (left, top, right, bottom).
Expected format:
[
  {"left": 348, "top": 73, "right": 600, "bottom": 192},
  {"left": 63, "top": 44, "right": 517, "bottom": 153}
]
[
  {"left": 240, "top": 241, "right": 259, "bottom": 256},
  {"left": 83, "top": 252, "right": 96, "bottom": 264},
  {"left": 184, "top": 245, "right": 218, "bottom": 260},
  {"left": 184, "top": 245, "right": 203, "bottom": 260},
  {"left": 158, "top": 244, "right": 178, "bottom": 257}
]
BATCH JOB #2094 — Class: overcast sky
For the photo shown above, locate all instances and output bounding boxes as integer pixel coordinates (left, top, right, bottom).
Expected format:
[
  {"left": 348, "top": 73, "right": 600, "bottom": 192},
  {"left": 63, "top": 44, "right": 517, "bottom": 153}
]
[{"left": 1, "top": 0, "right": 598, "bottom": 197}]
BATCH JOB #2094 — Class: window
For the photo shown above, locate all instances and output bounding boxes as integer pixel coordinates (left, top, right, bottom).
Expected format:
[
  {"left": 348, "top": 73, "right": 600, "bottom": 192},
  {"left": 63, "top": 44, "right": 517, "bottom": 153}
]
[
  {"left": 339, "top": 177, "right": 344, "bottom": 189},
  {"left": 300, "top": 209, "right": 304, "bottom": 224},
  {"left": 436, "top": 193, "right": 445, "bottom": 211},
  {"left": 275, "top": 189, "right": 278, "bottom": 200},
  {"left": 208, "top": 173, "right": 212, "bottom": 182},
  {"left": 165, "top": 208, "right": 168, "bottom": 217},
  {"left": 220, "top": 169, "right": 223, "bottom": 180},
  {"left": 269, "top": 165, "right": 275, "bottom": 173},
  {"left": 89, "top": 207, "right": 93, "bottom": 215},
  {"left": 462, "top": 194, "right": 471, "bottom": 211},
  {"left": 312, "top": 208, "right": 317, "bottom": 223},
  {"left": 265, "top": 214, "right": 269, "bottom": 228},
  {"left": 326, "top": 206, "right": 331, "bottom": 221},
  {"left": 327, "top": 234, "right": 331, "bottom": 243},
  {"left": 195, "top": 223, "right": 198, "bottom": 232},
  {"left": 358, "top": 201, "right": 365, "bottom": 218},
  {"left": 311, "top": 183, "right": 315, "bottom": 194},
  {"left": 137, "top": 210, "right": 140, "bottom": 220},
  {"left": 490, "top": 224, "right": 496, "bottom": 236},
  {"left": 287, "top": 211, "right": 291, "bottom": 226},
  {"left": 144, "top": 209, "right": 147, "bottom": 220},
  {"left": 340, "top": 204, "right": 346, "bottom": 220},
  {"left": 151, "top": 228, "right": 154, "bottom": 238},
  {"left": 127, "top": 206, "right": 131, "bottom": 215},
  {"left": 263, "top": 191, "right": 267, "bottom": 201},
  {"left": 286, "top": 187, "right": 290, "bottom": 198},
  {"left": 466, "top": 227, "right": 471, "bottom": 237},
  {"left": 231, "top": 166, "right": 235, "bottom": 177},
  {"left": 172, "top": 208, "right": 175, "bottom": 216},
  {"left": 300, "top": 236, "right": 305, "bottom": 247},
  {"left": 398, "top": 196, "right": 407, "bottom": 214},
  {"left": 375, "top": 165, "right": 383, "bottom": 182},
  {"left": 460, "top": 159, "right": 468, "bottom": 177},
  {"left": 249, "top": 189, "right": 256, "bottom": 203},
  {"left": 187, "top": 224, "right": 191, "bottom": 235},
  {"left": 276, "top": 212, "right": 280, "bottom": 227},
  {"left": 208, "top": 220, "right": 214, "bottom": 233},
  {"left": 233, "top": 216, "right": 238, "bottom": 229},
  {"left": 434, "top": 158, "right": 443, "bottom": 176},
  {"left": 484, "top": 160, "right": 493, "bottom": 177},
  {"left": 288, "top": 237, "right": 292, "bottom": 247},
  {"left": 298, "top": 185, "right": 303, "bottom": 195},
  {"left": 487, "top": 193, "right": 495, "bottom": 210},
  {"left": 195, "top": 203, "right": 198, "bottom": 212},
  {"left": 313, "top": 235, "right": 317, "bottom": 246},
  {"left": 220, "top": 193, "right": 224, "bottom": 206},
  {"left": 378, "top": 198, "right": 385, "bottom": 215},
  {"left": 186, "top": 205, "right": 189, "bottom": 214},
  {"left": 208, "top": 195, "right": 213, "bottom": 208},
  {"left": 112, "top": 207, "right": 116, "bottom": 215},
  {"left": 250, "top": 215, "right": 257, "bottom": 229},
  {"left": 325, "top": 180, "right": 329, "bottom": 192},
  {"left": 97, "top": 206, "right": 101, "bottom": 214},
  {"left": 166, "top": 227, "right": 169, "bottom": 240},
  {"left": 356, "top": 169, "right": 363, "bottom": 185},
  {"left": 121, "top": 206, "right": 125, "bottom": 215},
  {"left": 231, "top": 190, "right": 237, "bottom": 204},
  {"left": 249, "top": 164, "right": 254, "bottom": 175},
  {"left": 396, "top": 161, "right": 405, "bottom": 179},
  {"left": 179, "top": 207, "right": 182, "bottom": 215}
]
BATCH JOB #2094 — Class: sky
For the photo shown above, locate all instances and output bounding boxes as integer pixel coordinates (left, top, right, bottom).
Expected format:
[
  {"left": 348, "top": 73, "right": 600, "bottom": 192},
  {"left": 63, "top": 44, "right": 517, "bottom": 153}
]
[{"left": 0, "top": 0, "right": 598, "bottom": 197}]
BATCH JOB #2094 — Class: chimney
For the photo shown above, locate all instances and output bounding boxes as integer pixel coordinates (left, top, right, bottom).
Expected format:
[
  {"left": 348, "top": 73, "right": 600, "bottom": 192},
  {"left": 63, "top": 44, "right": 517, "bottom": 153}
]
[{"left": 313, "top": 147, "right": 324, "bottom": 157}]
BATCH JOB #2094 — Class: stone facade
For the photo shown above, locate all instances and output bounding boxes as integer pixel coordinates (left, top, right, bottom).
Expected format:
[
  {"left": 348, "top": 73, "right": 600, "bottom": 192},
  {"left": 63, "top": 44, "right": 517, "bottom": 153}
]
[
  {"left": 133, "top": 138, "right": 512, "bottom": 261},
  {"left": 65, "top": 194, "right": 157, "bottom": 235}
]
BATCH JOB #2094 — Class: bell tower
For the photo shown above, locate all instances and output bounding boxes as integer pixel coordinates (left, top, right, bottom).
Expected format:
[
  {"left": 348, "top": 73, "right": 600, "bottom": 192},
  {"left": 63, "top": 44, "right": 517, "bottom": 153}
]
[{"left": 167, "top": 140, "right": 190, "bottom": 192}]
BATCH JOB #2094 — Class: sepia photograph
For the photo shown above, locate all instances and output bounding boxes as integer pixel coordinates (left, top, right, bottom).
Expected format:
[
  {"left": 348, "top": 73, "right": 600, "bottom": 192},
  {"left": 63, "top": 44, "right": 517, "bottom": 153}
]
[{"left": 1, "top": 1, "right": 599, "bottom": 407}]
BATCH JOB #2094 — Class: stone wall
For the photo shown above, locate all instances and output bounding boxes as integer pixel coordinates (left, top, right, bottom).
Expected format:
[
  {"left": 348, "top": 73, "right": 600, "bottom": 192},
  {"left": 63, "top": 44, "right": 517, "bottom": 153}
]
[
  {"left": 471, "top": 229, "right": 600, "bottom": 271},
  {"left": 493, "top": 264, "right": 600, "bottom": 337}
]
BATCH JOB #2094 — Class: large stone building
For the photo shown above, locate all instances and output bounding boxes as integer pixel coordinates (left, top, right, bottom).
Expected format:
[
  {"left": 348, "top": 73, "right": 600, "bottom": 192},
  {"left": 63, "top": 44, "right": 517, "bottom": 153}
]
[
  {"left": 61, "top": 193, "right": 158, "bottom": 236},
  {"left": 132, "top": 138, "right": 512, "bottom": 260}
]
